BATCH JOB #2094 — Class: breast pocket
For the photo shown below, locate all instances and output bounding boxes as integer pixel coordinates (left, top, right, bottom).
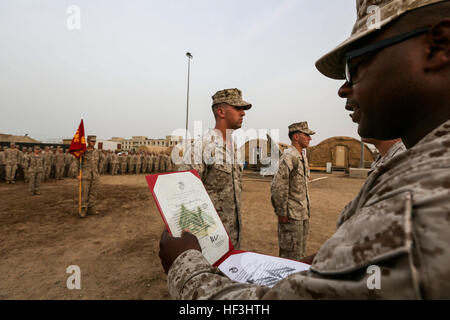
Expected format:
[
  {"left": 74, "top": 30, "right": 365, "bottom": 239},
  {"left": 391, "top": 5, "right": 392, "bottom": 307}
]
[{"left": 205, "top": 164, "right": 232, "bottom": 189}]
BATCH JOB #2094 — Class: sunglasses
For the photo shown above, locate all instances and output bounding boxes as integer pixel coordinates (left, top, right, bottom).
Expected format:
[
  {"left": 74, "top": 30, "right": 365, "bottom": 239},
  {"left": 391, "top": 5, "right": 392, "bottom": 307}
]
[{"left": 344, "top": 27, "right": 430, "bottom": 86}]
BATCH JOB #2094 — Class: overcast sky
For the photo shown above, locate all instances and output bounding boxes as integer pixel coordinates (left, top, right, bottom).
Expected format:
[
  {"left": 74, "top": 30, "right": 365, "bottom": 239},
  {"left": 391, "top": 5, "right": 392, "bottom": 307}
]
[{"left": 0, "top": 0, "right": 358, "bottom": 145}]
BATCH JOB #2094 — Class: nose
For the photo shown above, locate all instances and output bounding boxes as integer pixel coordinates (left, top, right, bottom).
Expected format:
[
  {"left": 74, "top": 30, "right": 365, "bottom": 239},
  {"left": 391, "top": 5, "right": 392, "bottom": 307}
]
[{"left": 338, "top": 81, "right": 351, "bottom": 99}]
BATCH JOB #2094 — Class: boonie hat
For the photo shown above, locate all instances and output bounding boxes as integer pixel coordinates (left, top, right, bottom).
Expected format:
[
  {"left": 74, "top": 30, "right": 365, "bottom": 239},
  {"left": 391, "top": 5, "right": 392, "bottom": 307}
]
[{"left": 315, "top": 0, "right": 446, "bottom": 79}]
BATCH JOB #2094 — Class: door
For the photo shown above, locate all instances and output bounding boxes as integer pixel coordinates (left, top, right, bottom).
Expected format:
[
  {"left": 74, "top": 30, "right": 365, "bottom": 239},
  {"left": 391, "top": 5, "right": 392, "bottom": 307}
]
[{"left": 334, "top": 145, "right": 347, "bottom": 168}]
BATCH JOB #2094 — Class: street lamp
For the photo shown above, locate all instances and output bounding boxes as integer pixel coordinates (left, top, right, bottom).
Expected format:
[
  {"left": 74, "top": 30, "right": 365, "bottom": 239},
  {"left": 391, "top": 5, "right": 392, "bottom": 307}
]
[{"left": 185, "top": 52, "right": 193, "bottom": 150}]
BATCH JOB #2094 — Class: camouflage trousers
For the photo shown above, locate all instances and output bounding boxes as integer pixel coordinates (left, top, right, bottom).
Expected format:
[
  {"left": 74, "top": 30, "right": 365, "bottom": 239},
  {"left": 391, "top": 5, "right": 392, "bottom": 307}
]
[
  {"left": 5, "top": 164, "right": 18, "bottom": 182},
  {"left": 81, "top": 176, "right": 99, "bottom": 211},
  {"left": 278, "top": 219, "right": 310, "bottom": 260},
  {"left": 69, "top": 163, "right": 78, "bottom": 178},
  {"left": 55, "top": 165, "right": 65, "bottom": 179},
  {"left": 111, "top": 163, "right": 119, "bottom": 175},
  {"left": 44, "top": 165, "right": 52, "bottom": 180},
  {"left": 120, "top": 164, "right": 127, "bottom": 175},
  {"left": 136, "top": 164, "right": 141, "bottom": 174},
  {"left": 28, "top": 171, "right": 43, "bottom": 194}
]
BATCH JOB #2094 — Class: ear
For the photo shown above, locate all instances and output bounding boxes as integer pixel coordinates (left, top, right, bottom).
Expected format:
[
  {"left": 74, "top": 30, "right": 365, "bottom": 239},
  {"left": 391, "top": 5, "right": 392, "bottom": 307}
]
[
  {"left": 215, "top": 105, "right": 227, "bottom": 119},
  {"left": 424, "top": 19, "right": 450, "bottom": 72}
]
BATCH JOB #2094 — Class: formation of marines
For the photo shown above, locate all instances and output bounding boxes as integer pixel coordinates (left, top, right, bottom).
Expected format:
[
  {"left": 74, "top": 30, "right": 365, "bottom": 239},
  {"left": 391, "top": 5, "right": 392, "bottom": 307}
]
[
  {"left": 0, "top": 147, "right": 174, "bottom": 180},
  {"left": 0, "top": 142, "right": 175, "bottom": 199}
]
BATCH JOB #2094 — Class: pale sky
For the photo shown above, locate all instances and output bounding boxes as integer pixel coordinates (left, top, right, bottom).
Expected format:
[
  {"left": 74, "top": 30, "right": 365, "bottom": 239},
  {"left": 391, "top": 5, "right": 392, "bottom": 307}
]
[{"left": 0, "top": 0, "right": 358, "bottom": 146}]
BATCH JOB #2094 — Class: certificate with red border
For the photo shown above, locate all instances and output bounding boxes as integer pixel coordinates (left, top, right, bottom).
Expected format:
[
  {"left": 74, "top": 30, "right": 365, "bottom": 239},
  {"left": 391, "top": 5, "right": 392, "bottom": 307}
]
[{"left": 146, "top": 170, "right": 310, "bottom": 287}]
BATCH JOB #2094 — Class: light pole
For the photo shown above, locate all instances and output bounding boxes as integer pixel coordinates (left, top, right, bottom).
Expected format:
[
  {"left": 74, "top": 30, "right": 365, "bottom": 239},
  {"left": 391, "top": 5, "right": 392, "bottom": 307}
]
[{"left": 185, "top": 52, "right": 193, "bottom": 151}]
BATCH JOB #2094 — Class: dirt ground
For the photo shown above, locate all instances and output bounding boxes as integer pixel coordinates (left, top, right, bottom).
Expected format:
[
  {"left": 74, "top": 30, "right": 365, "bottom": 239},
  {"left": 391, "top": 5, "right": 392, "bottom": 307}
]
[{"left": 0, "top": 171, "right": 364, "bottom": 300}]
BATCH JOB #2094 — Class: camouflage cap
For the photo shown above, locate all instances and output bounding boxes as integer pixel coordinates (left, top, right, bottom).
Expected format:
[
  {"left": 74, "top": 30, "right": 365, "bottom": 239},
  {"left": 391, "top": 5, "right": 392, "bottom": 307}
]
[
  {"left": 315, "top": 0, "right": 446, "bottom": 79},
  {"left": 212, "top": 88, "right": 252, "bottom": 110},
  {"left": 87, "top": 135, "right": 96, "bottom": 142},
  {"left": 289, "top": 122, "right": 316, "bottom": 136}
]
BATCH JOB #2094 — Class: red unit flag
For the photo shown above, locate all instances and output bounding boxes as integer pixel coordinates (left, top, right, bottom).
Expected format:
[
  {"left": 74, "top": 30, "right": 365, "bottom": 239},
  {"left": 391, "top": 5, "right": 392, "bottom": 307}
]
[{"left": 69, "top": 119, "right": 87, "bottom": 159}]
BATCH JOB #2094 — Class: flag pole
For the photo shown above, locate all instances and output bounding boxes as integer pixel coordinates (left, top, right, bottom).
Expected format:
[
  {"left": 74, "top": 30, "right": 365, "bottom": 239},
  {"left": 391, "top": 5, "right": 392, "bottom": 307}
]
[{"left": 79, "top": 155, "right": 82, "bottom": 215}]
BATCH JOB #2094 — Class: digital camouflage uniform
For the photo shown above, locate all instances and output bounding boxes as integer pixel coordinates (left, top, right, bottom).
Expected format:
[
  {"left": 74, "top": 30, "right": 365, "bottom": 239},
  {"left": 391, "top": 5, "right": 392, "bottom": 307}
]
[
  {"left": 135, "top": 153, "right": 141, "bottom": 174},
  {"left": 43, "top": 150, "right": 52, "bottom": 180},
  {"left": 146, "top": 154, "right": 152, "bottom": 173},
  {"left": 166, "top": 119, "right": 450, "bottom": 300},
  {"left": 28, "top": 150, "right": 45, "bottom": 195},
  {"left": 369, "top": 140, "right": 406, "bottom": 175},
  {"left": 271, "top": 146, "right": 312, "bottom": 260},
  {"left": 178, "top": 128, "right": 244, "bottom": 248},
  {"left": 119, "top": 154, "right": 127, "bottom": 174},
  {"left": 64, "top": 150, "right": 72, "bottom": 177},
  {"left": 153, "top": 153, "right": 160, "bottom": 173},
  {"left": 127, "top": 154, "right": 134, "bottom": 174},
  {"left": 111, "top": 152, "right": 119, "bottom": 175},
  {"left": 272, "top": 121, "right": 315, "bottom": 260},
  {"left": 80, "top": 147, "right": 100, "bottom": 216},
  {"left": 5, "top": 145, "right": 20, "bottom": 183},
  {"left": 20, "top": 148, "right": 30, "bottom": 182},
  {"left": 54, "top": 150, "right": 65, "bottom": 180},
  {"left": 69, "top": 155, "right": 79, "bottom": 178},
  {"left": 141, "top": 153, "right": 147, "bottom": 174},
  {"left": 160, "top": 154, "right": 167, "bottom": 173}
]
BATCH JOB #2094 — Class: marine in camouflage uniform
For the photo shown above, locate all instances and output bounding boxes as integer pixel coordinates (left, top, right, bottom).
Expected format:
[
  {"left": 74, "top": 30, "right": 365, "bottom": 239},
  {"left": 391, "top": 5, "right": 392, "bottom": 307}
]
[
  {"left": 140, "top": 152, "right": 147, "bottom": 174},
  {"left": 111, "top": 151, "right": 119, "bottom": 175},
  {"left": 177, "top": 88, "right": 252, "bottom": 249},
  {"left": 28, "top": 146, "right": 45, "bottom": 195},
  {"left": 153, "top": 153, "right": 160, "bottom": 173},
  {"left": 79, "top": 135, "right": 101, "bottom": 218},
  {"left": 127, "top": 153, "right": 134, "bottom": 174},
  {"left": 64, "top": 149, "right": 71, "bottom": 177},
  {"left": 271, "top": 122, "right": 315, "bottom": 260},
  {"left": 54, "top": 148, "right": 65, "bottom": 180},
  {"left": 135, "top": 152, "right": 141, "bottom": 174},
  {"left": 145, "top": 153, "right": 152, "bottom": 173},
  {"left": 119, "top": 152, "right": 127, "bottom": 175},
  {"left": 5, "top": 143, "right": 20, "bottom": 184},
  {"left": 43, "top": 147, "right": 52, "bottom": 180},
  {"left": 20, "top": 147, "right": 30, "bottom": 182},
  {"left": 160, "top": 0, "right": 450, "bottom": 299},
  {"left": 98, "top": 150, "right": 105, "bottom": 175},
  {"left": 159, "top": 153, "right": 167, "bottom": 173},
  {"left": 69, "top": 154, "right": 79, "bottom": 178}
]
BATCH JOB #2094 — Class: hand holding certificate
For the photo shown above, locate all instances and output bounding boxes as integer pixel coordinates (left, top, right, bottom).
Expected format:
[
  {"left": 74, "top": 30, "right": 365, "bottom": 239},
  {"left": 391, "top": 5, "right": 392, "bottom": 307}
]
[{"left": 148, "top": 170, "right": 310, "bottom": 287}]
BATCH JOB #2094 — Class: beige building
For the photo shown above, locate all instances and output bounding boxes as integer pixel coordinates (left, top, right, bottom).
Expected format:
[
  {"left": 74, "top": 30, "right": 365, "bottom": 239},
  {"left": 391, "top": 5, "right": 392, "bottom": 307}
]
[{"left": 113, "top": 136, "right": 183, "bottom": 151}]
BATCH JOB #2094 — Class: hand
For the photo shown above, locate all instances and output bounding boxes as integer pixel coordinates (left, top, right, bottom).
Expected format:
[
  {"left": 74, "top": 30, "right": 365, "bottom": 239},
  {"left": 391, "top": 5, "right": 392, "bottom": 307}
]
[
  {"left": 299, "top": 253, "right": 317, "bottom": 265},
  {"left": 76, "top": 175, "right": 81, "bottom": 181},
  {"left": 159, "top": 229, "right": 201, "bottom": 274},
  {"left": 278, "top": 216, "right": 290, "bottom": 223}
]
